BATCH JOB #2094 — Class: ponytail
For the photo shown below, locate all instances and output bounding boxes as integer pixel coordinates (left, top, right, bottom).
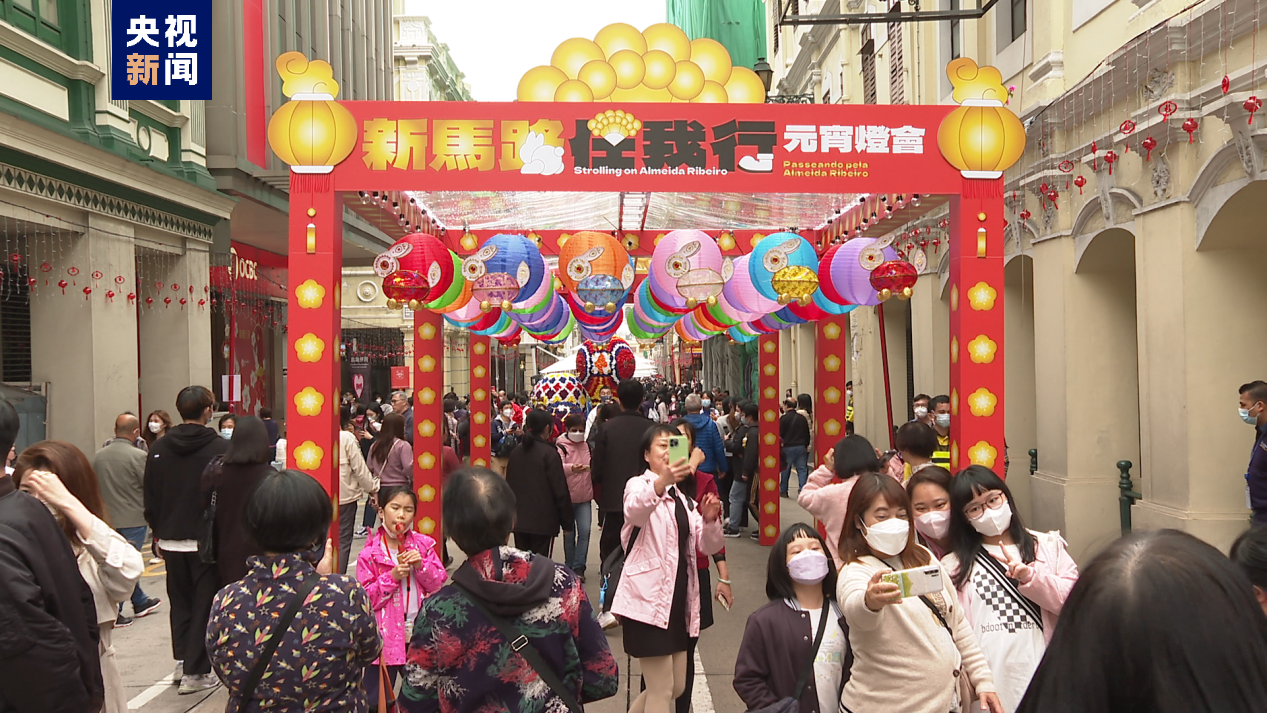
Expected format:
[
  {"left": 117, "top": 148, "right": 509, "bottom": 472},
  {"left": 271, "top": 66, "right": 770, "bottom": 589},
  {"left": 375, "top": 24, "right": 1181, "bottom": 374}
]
[{"left": 522, "top": 409, "right": 553, "bottom": 451}]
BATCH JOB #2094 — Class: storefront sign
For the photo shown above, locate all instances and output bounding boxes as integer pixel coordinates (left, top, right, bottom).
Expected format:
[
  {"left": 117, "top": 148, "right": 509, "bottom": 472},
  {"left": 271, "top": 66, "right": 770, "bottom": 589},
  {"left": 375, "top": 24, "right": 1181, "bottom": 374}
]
[{"left": 390, "top": 366, "right": 410, "bottom": 389}]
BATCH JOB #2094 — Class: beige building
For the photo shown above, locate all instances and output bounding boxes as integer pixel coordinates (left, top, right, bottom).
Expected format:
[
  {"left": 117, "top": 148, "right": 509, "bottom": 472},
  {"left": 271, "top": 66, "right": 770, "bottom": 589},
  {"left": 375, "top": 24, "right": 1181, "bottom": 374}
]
[{"left": 768, "top": 0, "right": 1266, "bottom": 559}]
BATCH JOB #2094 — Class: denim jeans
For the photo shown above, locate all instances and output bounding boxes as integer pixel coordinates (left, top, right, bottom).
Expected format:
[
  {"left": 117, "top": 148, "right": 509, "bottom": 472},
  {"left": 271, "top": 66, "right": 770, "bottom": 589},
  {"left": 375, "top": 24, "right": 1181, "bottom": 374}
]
[
  {"left": 728, "top": 475, "right": 750, "bottom": 529},
  {"left": 116, "top": 525, "right": 150, "bottom": 611},
  {"left": 562, "top": 502, "right": 592, "bottom": 574},
  {"left": 780, "top": 445, "right": 809, "bottom": 494}
]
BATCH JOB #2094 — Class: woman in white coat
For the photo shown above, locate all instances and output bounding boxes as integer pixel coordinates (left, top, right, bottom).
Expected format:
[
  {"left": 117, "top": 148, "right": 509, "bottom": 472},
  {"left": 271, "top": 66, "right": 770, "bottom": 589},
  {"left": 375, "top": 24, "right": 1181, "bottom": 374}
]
[{"left": 15, "top": 441, "right": 144, "bottom": 713}]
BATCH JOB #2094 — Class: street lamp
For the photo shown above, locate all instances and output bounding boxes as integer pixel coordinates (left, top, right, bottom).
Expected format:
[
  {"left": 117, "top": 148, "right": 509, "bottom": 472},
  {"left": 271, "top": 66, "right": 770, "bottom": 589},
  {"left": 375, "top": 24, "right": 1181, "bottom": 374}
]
[
  {"left": 753, "top": 57, "right": 814, "bottom": 104},
  {"left": 754, "top": 57, "right": 773, "bottom": 93}
]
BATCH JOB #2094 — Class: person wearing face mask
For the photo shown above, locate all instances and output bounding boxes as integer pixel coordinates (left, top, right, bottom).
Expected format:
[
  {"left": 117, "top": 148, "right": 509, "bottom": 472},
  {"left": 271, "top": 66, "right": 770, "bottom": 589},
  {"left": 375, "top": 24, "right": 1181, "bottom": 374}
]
[
  {"left": 491, "top": 402, "right": 520, "bottom": 476},
  {"left": 838, "top": 473, "right": 1003, "bottom": 713},
  {"left": 143, "top": 409, "right": 173, "bottom": 449},
  {"left": 906, "top": 466, "right": 953, "bottom": 559},
  {"left": 217, "top": 413, "right": 236, "bottom": 440},
  {"left": 928, "top": 395, "right": 952, "bottom": 468},
  {"left": 557, "top": 413, "right": 593, "bottom": 579},
  {"left": 911, "top": 394, "right": 932, "bottom": 426},
  {"left": 845, "top": 381, "right": 855, "bottom": 426},
  {"left": 940, "top": 466, "right": 1078, "bottom": 713},
  {"left": 734, "top": 523, "right": 846, "bottom": 713},
  {"left": 895, "top": 421, "right": 938, "bottom": 484},
  {"left": 1237, "top": 380, "right": 1267, "bottom": 524}
]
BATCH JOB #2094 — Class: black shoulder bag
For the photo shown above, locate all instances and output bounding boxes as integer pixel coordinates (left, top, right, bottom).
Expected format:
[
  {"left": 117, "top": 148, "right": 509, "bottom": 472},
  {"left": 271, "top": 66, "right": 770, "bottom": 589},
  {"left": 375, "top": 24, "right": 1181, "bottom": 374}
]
[
  {"left": 198, "top": 455, "right": 224, "bottom": 564},
  {"left": 745, "top": 603, "right": 831, "bottom": 713},
  {"left": 454, "top": 584, "right": 584, "bottom": 713},
  {"left": 235, "top": 574, "right": 320, "bottom": 713}
]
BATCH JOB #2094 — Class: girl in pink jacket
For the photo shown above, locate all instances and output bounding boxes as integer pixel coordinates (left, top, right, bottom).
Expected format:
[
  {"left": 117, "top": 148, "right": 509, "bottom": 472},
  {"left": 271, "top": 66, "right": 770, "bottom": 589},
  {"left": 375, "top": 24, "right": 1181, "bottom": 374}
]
[
  {"left": 556, "top": 413, "right": 593, "bottom": 580},
  {"left": 940, "top": 466, "right": 1079, "bottom": 713},
  {"left": 356, "top": 485, "right": 447, "bottom": 703},
  {"left": 797, "top": 435, "right": 888, "bottom": 569}
]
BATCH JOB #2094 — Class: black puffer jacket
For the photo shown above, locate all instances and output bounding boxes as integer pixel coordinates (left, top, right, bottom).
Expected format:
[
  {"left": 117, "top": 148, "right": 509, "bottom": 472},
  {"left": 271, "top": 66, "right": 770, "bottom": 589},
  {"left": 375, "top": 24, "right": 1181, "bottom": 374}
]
[{"left": 144, "top": 423, "right": 229, "bottom": 541}]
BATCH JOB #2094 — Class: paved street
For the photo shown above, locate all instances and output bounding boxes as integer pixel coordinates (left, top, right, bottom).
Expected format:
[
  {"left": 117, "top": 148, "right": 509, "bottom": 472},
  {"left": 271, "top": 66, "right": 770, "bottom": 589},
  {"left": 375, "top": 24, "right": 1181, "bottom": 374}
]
[{"left": 116, "top": 495, "right": 816, "bottom": 712}]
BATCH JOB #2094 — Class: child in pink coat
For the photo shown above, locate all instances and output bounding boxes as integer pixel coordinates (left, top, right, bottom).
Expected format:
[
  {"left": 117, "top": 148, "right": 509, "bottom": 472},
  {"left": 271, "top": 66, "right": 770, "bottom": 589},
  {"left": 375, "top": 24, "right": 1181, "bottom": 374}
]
[{"left": 356, "top": 485, "right": 446, "bottom": 704}]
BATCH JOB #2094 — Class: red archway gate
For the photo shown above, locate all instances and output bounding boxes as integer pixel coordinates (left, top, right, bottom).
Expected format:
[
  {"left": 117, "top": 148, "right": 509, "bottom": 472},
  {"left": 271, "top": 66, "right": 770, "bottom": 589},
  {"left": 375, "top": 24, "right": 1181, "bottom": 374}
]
[{"left": 269, "top": 52, "right": 1019, "bottom": 559}]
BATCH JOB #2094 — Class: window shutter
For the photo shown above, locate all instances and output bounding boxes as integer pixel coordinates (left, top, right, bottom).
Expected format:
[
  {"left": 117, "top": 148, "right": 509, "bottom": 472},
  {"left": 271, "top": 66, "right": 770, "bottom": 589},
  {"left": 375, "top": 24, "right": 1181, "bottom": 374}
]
[{"left": 888, "top": 3, "right": 904, "bottom": 104}]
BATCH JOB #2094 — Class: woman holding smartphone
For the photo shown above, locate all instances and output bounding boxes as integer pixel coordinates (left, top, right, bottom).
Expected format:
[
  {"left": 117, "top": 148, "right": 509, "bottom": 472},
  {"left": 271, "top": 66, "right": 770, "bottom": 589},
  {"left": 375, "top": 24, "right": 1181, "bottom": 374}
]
[
  {"left": 838, "top": 473, "right": 1003, "bottom": 713},
  {"left": 612, "top": 424, "right": 724, "bottom": 713}
]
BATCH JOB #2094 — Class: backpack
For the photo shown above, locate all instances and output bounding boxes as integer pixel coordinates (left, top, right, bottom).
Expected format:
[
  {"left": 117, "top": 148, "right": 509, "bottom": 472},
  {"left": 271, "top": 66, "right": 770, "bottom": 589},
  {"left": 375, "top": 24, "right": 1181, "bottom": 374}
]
[
  {"left": 597, "top": 526, "right": 644, "bottom": 614},
  {"left": 494, "top": 421, "right": 520, "bottom": 458}
]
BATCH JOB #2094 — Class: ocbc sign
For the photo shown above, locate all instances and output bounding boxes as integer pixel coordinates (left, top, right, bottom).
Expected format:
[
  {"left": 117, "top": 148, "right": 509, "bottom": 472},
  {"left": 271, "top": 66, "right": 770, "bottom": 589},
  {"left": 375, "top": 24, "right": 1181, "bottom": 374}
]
[{"left": 230, "top": 247, "right": 258, "bottom": 281}]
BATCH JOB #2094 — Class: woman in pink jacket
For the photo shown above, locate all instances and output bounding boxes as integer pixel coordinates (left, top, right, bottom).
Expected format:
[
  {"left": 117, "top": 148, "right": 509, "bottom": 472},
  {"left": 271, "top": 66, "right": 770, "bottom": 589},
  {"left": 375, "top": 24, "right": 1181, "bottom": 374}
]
[
  {"left": 940, "top": 466, "right": 1079, "bottom": 713},
  {"left": 356, "top": 485, "right": 447, "bottom": 704},
  {"left": 556, "top": 413, "right": 593, "bottom": 580},
  {"left": 611, "top": 424, "right": 724, "bottom": 713},
  {"left": 797, "top": 434, "right": 885, "bottom": 569}
]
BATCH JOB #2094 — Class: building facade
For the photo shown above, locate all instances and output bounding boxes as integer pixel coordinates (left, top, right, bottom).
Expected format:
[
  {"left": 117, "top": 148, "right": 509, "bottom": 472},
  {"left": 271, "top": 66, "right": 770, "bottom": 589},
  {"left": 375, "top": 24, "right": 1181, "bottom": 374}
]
[{"left": 767, "top": 0, "right": 1267, "bottom": 559}]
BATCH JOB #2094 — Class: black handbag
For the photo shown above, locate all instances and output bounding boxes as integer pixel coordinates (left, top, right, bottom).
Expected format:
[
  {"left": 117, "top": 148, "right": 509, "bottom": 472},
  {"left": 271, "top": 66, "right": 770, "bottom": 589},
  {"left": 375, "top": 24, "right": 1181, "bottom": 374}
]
[
  {"left": 597, "top": 525, "right": 643, "bottom": 613},
  {"left": 198, "top": 455, "right": 223, "bottom": 564},
  {"left": 745, "top": 603, "right": 831, "bottom": 713}
]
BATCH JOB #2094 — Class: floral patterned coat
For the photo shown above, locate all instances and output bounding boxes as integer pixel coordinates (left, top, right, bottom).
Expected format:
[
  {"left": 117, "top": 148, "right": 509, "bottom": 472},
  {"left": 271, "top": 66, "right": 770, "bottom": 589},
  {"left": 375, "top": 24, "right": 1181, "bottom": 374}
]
[
  {"left": 356, "top": 527, "right": 448, "bottom": 666},
  {"left": 207, "top": 553, "right": 383, "bottom": 712},
  {"left": 400, "top": 546, "right": 618, "bottom": 713}
]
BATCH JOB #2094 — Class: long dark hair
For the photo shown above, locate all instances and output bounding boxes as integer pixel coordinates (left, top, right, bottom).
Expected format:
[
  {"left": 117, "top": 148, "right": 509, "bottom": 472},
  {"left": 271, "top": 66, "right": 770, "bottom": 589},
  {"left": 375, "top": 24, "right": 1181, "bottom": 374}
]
[
  {"left": 143, "top": 409, "right": 172, "bottom": 446},
  {"left": 371, "top": 411, "right": 406, "bottom": 464},
  {"left": 766, "top": 522, "right": 838, "bottom": 601},
  {"left": 947, "top": 464, "right": 1036, "bottom": 590},
  {"left": 223, "top": 415, "right": 270, "bottom": 465},
  {"left": 14, "top": 440, "right": 110, "bottom": 541},
  {"left": 1231, "top": 526, "right": 1267, "bottom": 591},
  {"left": 838, "top": 473, "right": 930, "bottom": 569},
  {"left": 521, "top": 409, "right": 553, "bottom": 451},
  {"left": 1017, "top": 529, "right": 1267, "bottom": 713}
]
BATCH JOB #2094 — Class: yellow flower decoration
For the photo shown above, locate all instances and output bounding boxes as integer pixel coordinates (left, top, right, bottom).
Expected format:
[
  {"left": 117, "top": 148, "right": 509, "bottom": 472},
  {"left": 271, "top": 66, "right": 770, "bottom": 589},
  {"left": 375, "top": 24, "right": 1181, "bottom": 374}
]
[
  {"left": 764, "top": 525, "right": 778, "bottom": 538},
  {"left": 460, "top": 233, "right": 478, "bottom": 250},
  {"left": 967, "top": 281, "right": 997, "bottom": 311},
  {"left": 968, "top": 335, "right": 998, "bottom": 364},
  {"left": 824, "top": 386, "right": 842, "bottom": 404},
  {"left": 763, "top": 456, "right": 777, "bottom": 469},
  {"left": 419, "top": 452, "right": 436, "bottom": 470},
  {"left": 763, "top": 501, "right": 777, "bottom": 515},
  {"left": 951, "top": 388, "right": 959, "bottom": 416},
  {"left": 823, "top": 322, "right": 842, "bottom": 340},
  {"left": 763, "top": 386, "right": 776, "bottom": 399},
  {"left": 418, "top": 323, "right": 437, "bottom": 340},
  {"left": 763, "top": 433, "right": 776, "bottom": 445},
  {"left": 764, "top": 478, "right": 777, "bottom": 492},
  {"left": 950, "top": 336, "right": 959, "bottom": 364},
  {"left": 823, "top": 419, "right": 842, "bottom": 437},
  {"left": 473, "top": 458, "right": 488, "bottom": 468},
  {"left": 474, "top": 389, "right": 487, "bottom": 402},
  {"left": 419, "top": 388, "right": 437, "bottom": 405},
  {"left": 968, "top": 440, "right": 998, "bottom": 468},
  {"left": 419, "top": 517, "right": 437, "bottom": 535},
  {"left": 718, "top": 232, "right": 736, "bottom": 251},
  {"left": 473, "top": 341, "right": 487, "bottom": 355},
  {"left": 763, "top": 340, "right": 776, "bottom": 353},
  {"left": 293, "top": 441, "right": 324, "bottom": 470},
  {"left": 823, "top": 355, "right": 842, "bottom": 373},
  {"left": 293, "top": 387, "right": 325, "bottom": 417},
  {"left": 418, "top": 420, "right": 436, "bottom": 437},
  {"left": 295, "top": 333, "right": 325, "bottom": 363},
  {"left": 474, "top": 435, "right": 487, "bottom": 447},
  {"left": 473, "top": 412, "right": 487, "bottom": 424},
  {"left": 763, "top": 364, "right": 776, "bottom": 376},
  {"left": 295, "top": 279, "right": 326, "bottom": 309},
  {"left": 474, "top": 365, "right": 487, "bottom": 378},
  {"left": 419, "top": 484, "right": 436, "bottom": 503},
  {"left": 418, "top": 356, "right": 436, "bottom": 372},
  {"left": 950, "top": 284, "right": 959, "bottom": 311},
  {"left": 764, "top": 409, "right": 777, "bottom": 422},
  {"left": 951, "top": 441, "right": 960, "bottom": 470},
  {"left": 968, "top": 388, "right": 998, "bottom": 417}
]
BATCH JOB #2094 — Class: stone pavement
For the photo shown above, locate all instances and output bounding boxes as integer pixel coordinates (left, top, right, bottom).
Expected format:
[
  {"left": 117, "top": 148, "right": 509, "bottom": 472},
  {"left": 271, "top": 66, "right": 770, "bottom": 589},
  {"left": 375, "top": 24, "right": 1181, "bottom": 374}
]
[{"left": 116, "top": 494, "right": 817, "bottom": 712}]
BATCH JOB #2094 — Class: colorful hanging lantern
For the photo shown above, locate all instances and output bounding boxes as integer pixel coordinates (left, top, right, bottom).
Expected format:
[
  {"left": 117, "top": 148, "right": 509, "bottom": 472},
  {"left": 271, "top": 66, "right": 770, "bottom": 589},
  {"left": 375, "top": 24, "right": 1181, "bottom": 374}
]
[
  {"left": 869, "top": 260, "right": 919, "bottom": 301},
  {"left": 373, "top": 232, "right": 458, "bottom": 309},
  {"left": 575, "top": 338, "right": 637, "bottom": 397},
  {"left": 557, "top": 230, "right": 635, "bottom": 314},
  {"left": 649, "top": 229, "right": 728, "bottom": 309},
  {"left": 462, "top": 234, "right": 547, "bottom": 311},
  {"left": 831, "top": 238, "right": 898, "bottom": 307},
  {"left": 747, "top": 232, "right": 819, "bottom": 306},
  {"left": 936, "top": 58, "right": 1026, "bottom": 179}
]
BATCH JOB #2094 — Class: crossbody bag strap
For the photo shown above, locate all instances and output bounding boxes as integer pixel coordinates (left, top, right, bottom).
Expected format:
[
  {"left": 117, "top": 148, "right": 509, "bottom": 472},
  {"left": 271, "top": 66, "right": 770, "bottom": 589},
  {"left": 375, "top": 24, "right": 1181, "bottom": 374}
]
[
  {"left": 917, "top": 594, "right": 952, "bottom": 632},
  {"left": 235, "top": 574, "right": 321, "bottom": 713},
  {"left": 791, "top": 602, "right": 832, "bottom": 700},
  {"left": 455, "top": 584, "right": 584, "bottom": 713},
  {"left": 974, "top": 549, "right": 1044, "bottom": 630}
]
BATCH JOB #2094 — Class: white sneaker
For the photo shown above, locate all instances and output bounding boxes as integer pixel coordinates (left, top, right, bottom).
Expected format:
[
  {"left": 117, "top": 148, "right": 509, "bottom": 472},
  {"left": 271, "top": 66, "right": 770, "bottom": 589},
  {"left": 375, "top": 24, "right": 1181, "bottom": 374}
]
[
  {"left": 171, "top": 661, "right": 184, "bottom": 684},
  {"left": 178, "top": 673, "right": 221, "bottom": 695},
  {"left": 597, "top": 611, "right": 619, "bottom": 630}
]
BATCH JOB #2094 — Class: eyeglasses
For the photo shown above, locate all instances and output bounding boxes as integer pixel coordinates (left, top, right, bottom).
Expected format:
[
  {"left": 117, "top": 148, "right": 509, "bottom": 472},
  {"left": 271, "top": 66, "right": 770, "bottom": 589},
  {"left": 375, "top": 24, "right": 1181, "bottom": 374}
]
[{"left": 963, "top": 491, "right": 1007, "bottom": 520}]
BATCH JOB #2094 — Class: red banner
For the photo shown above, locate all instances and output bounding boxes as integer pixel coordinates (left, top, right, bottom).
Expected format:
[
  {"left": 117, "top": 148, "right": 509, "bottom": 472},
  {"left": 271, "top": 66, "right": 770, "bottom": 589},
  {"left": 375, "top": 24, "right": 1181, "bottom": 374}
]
[
  {"left": 758, "top": 333, "right": 780, "bottom": 545},
  {"left": 331, "top": 102, "right": 960, "bottom": 194},
  {"left": 390, "top": 366, "right": 410, "bottom": 389}
]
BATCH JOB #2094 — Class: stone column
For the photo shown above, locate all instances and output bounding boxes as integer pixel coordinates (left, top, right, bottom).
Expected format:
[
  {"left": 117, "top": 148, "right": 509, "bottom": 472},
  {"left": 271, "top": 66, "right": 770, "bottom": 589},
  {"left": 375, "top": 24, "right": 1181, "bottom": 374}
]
[
  {"left": 32, "top": 215, "right": 139, "bottom": 454},
  {"left": 139, "top": 242, "right": 214, "bottom": 423}
]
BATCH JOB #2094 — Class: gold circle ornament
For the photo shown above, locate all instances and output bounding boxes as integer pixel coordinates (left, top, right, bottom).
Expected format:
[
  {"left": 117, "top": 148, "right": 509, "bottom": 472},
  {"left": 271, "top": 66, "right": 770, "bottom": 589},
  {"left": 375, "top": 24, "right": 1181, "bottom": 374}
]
[
  {"left": 554, "top": 79, "right": 595, "bottom": 102},
  {"left": 689, "top": 38, "right": 732, "bottom": 84},
  {"left": 551, "top": 37, "right": 606, "bottom": 79},
  {"left": 607, "top": 49, "right": 646, "bottom": 89},
  {"left": 641, "top": 49, "right": 678, "bottom": 89},
  {"left": 722, "top": 67, "right": 767, "bottom": 103},
  {"left": 516, "top": 65, "right": 568, "bottom": 101},
  {"left": 386, "top": 299, "right": 399, "bottom": 310},
  {"left": 691, "top": 80, "right": 729, "bottom": 103},
  {"left": 595, "top": 22, "right": 647, "bottom": 57},
  {"left": 577, "top": 60, "right": 617, "bottom": 99},
  {"left": 859, "top": 245, "right": 885, "bottom": 271},
  {"left": 668, "top": 60, "right": 705, "bottom": 100},
  {"left": 642, "top": 23, "right": 691, "bottom": 61}
]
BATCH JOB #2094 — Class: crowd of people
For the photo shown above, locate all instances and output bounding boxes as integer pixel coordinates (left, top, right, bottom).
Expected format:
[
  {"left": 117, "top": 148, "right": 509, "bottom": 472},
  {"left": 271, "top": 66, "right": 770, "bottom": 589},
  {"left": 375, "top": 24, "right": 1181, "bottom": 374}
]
[{"left": 4, "top": 378, "right": 1267, "bottom": 713}]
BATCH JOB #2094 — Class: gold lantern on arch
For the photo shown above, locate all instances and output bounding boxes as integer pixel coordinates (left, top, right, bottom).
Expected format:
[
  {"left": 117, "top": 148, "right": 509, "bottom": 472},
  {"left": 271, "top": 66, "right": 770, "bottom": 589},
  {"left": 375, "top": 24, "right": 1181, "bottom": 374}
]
[
  {"left": 267, "top": 52, "right": 357, "bottom": 174},
  {"left": 936, "top": 58, "right": 1025, "bottom": 179}
]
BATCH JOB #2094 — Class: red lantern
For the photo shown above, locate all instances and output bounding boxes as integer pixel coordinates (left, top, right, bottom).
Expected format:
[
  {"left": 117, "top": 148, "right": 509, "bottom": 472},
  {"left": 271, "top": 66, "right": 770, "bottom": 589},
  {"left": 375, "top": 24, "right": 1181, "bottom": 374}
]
[
  {"left": 1141, "top": 136, "right": 1157, "bottom": 161},
  {"left": 1074, "top": 175, "right": 1087, "bottom": 194},
  {"left": 115, "top": 275, "right": 126, "bottom": 285},
  {"left": 1019, "top": 209, "right": 1032, "bottom": 221},
  {"left": 198, "top": 298, "right": 206, "bottom": 307},
  {"left": 164, "top": 297, "right": 172, "bottom": 307},
  {"left": 57, "top": 279, "right": 67, "bottom": 295},
  {"left": 1182, "top": 118, "right": 1199, "bottom": 143},
  {"left": 1119, "top": 119, "right": 1136, "bottom": 136},
  {"left": 1222, "top": 75, "right": 1230, "bottom": 94},
  {"left": 869, "top": 260, "right": 918, "bottom": 302},
  {"left": 1246, "top": 96, "right": 1262, "bottom": 125},
  {"left": 1160, "top": 101, "right": 1177, "bottom": 118},
  {"left": 91, "top": 270, "right": 103, "bottom": 281},
  {"left": 106, "top": 290, "right": 115, "bottom": 302},
  {"left": 179, "top": 297, "right": 187, "bottom": 309},
  {"left": 82, "top": 286, "right": 91, "bottom": 299},
  {"left": 1047, "top": 189, "right": 1059, "bottom": 210},
  {"left": 1104, "top": 150, "right": 1118, "bottom": 175}
]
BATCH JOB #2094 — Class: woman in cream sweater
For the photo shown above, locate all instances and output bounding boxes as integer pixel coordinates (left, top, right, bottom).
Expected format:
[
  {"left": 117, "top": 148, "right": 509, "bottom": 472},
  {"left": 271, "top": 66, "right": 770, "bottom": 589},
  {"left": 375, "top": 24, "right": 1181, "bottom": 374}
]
[{"left": 837, "top": 473, "right": 1004, "bottom": 713}]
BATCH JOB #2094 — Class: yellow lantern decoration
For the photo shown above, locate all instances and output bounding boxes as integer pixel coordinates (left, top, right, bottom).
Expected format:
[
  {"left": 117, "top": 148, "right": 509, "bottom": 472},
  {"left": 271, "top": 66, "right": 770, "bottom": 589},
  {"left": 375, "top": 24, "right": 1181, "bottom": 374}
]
[
  {"left": 937, "top": 58, "right": 1026, "bottom": 179},
  {"left": 266, "top": 52, "right": 356, "bottom": 174}
]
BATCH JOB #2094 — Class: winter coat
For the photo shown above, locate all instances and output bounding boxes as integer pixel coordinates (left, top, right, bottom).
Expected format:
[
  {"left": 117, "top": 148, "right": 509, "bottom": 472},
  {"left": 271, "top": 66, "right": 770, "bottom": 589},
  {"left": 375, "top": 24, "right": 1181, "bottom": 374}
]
[
  {"left": 555, "top": 435, "right": 593, "bottom": 503},
  {"left": 399, "top": 546, "right": 618, "bottom": 713},
  {"left": 610, "top": 471, "right": 725, "bottom": 636},
  {"left": 367, "top": 438, "right": 412, "bottom": 488},
  {"left": 590, "top": 410, "right": 655, "bottom": 513},
  {"left": 734, "top": 598, "right": 845, "bottom": 713},
  {"left": 939, "top": 530, "right": 1079, "bottom": 646},
  {"left": 0, "top": 476, "right": 104, "bottom": 713},
  {"left": 797, "top": 464, "right": 859, "bottom": 569},
  {"left": 356, "top": 527, "right": 446, "bottom": 666},
  {"left": 144, "top": 422, "right": 229, "bottom": 541},
  {"left": 203, "top": 460, "right": 274, "bottom": 586},
  {"left": 505, "top": 436, "right": 574, "bottom": 537},
  {"left": 683, "top": 412, "right": 728, "bottom": 475}
]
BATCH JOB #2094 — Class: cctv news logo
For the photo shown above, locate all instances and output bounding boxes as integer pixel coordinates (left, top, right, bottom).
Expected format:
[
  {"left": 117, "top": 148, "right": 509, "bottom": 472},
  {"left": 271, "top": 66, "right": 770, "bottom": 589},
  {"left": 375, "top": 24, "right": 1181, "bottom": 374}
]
[{"left": 111, "top": 1, "right": 211, "bottom": 101}]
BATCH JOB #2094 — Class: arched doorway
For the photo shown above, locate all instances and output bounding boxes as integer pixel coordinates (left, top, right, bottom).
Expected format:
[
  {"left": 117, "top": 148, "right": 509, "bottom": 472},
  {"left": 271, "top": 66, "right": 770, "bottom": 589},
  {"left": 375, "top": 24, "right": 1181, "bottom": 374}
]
[{"left": 1004, "top": 252, "right": 1035, "bottom": 521}]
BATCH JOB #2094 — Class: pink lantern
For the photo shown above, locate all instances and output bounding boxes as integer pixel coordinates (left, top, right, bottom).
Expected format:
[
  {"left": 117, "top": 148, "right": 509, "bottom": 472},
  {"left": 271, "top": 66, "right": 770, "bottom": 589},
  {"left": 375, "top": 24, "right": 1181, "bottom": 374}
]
[
  {"left": 649, "top": 229, "right": 728, "bottom": 310},
  {"left": 831, "top": 238, "right": 898, "bottom": 307}
]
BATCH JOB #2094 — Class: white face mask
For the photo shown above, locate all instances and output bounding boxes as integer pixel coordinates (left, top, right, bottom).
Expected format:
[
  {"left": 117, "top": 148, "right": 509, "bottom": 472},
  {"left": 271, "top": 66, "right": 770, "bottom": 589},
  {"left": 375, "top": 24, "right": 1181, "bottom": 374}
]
[
  {"left": 502, "top": 409, "right": 514, "bottom": 419},
  {"left": 913, "top": 406, "right": 929, "bottom": 418},
  {"left": 148, "top": 421, "right": 162, "bottom": 433},
  {"left": 914, "top": 510, "right": 950, "bottom": 540},
  {"left": 934, "top": 413, "right": 951, "bottom": 429},
  {"left": 786, "top": 548, "right": 830, "bottom": 585},
  {"left": 969, "top": 500, "right": 1014, "bottom": 537},
  {"left": 566, "top": 432, "right": 584, "bottom": 442},
  {"left": 861, "top": 517, "right": 910, "bottom": 557},
  {"left": 220, "top": 428, "right": 233, "bottom": 440}
]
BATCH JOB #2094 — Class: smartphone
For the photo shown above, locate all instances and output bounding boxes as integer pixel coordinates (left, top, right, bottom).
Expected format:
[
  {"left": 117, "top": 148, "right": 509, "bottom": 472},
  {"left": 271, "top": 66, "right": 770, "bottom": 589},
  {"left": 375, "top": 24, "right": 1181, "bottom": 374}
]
[
  {"left": 667, "top": 435, "right": 690, "bottom": 464},
  {"left": 882, "top": 565, "right": 944, "bottom": 598},
  {"left": 716, "top": 592, "right": 731, "bottom": 611}
]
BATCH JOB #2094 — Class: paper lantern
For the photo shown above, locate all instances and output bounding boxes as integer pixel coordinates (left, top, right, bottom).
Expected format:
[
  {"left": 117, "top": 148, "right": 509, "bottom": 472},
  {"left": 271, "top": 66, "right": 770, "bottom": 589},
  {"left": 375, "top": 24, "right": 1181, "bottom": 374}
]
[
  {"left": 461, "top": 234, "right": 546, "bottom": 311},
  {"left": 723, "top": 254, "right": 780, "bottom": 315},
  {"left": 831, "top": 238, "right": 898, "bottom": 307},
  {"left": 266, "top": 53, "right": 356, "bottom": 173},
  {"left": 558, "top": 231, "right": 635, "bottom": 314},
  {"left": 373, "top": 232, "right": 455, "bottom": 307},
  {"left": 937, "top": 58, "right": 1026, "bottom": 179},
  {"left": 649, "top": 229, "right": 728, "bottom": 309},
  {"left": 748, "top": 232, "right": 819, "bottom": 306},
  {"left": 869, "top": 260, "right": 919, "bottom": 301}
]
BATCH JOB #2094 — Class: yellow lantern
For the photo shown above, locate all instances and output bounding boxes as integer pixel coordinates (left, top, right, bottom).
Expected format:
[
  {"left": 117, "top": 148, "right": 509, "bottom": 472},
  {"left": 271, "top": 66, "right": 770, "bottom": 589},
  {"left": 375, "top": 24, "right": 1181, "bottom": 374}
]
[
  {"left": 936, "top": 58, "right": 1025, "bottom": 179},
  {"left": 267, "top": 52, "right": 357, "bottom": 174}
]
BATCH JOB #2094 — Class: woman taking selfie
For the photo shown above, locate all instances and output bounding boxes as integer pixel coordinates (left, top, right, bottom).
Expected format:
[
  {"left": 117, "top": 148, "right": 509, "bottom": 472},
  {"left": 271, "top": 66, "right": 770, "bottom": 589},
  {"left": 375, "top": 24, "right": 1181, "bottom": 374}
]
[
  {"left": 838, "top": 473, "right": 1003, "bottom": 713},
  {"left": 941, "top": 466, "right": 1078, "bottom": 713},
  {"left": 611, "top": 424, "right": 724, "bottom": 713},
  {"left": 906, "top": 466, "right": 954, "bottom": 560},
  {"left": 734, "top": 523, "right": 845, "bottom": 713}
]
